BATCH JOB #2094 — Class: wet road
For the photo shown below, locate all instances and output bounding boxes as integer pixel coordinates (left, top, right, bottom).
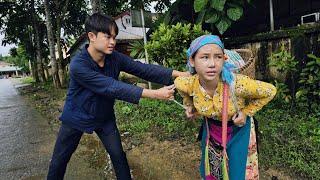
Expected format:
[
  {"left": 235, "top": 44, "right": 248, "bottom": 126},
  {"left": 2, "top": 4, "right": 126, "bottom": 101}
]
[
  {"left": 0, "top": 79, "right": 101, "bottom": 180},
  {"left": 0, "top": 79, "right": 54, "bottom": 179}
]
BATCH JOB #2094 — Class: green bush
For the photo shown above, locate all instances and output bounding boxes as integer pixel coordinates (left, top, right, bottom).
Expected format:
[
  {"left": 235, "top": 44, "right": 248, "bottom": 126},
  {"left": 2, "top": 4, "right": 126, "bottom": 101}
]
[
  {"left": 268, "top": 43, "right": 299, "bottom": 107},
  {"left": 272, "top": 80, "right": 291, "bottom": 103},
  {"left": 145, "top": 23, "right": 209, "bottom": 71},
  {"left": 128, "top": 40, "right": 145, "bottom": 59},
  {"left": 256, "top": 101, "right": 320, "bottom": 179},
  {"left": 296, "top": 54, "right": 320, "bottom": 110}
]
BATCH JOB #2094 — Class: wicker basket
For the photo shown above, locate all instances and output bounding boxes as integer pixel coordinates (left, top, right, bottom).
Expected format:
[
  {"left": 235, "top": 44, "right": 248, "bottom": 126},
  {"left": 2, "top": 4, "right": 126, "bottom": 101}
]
[{"left": 233, "top": 49, "right": 255, "bottom": 79}]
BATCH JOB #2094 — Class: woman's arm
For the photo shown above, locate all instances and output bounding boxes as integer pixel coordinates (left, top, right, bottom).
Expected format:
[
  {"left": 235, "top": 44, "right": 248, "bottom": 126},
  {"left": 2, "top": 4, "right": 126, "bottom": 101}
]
[
  {"left": 236, "top": 75, "right": 277, "bottom": 117},
  {"left": 174, "top": 76, "right": 199, "bottom": 119}
]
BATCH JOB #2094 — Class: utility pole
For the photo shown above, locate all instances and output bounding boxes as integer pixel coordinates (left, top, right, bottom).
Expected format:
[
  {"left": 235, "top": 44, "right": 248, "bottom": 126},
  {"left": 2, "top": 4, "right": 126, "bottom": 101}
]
[
  {"left": 269, "top": 0, "right": 274, "bottom": 31},
  {"left": 140, "top": 9, "right": 152, "bottom": 89}
]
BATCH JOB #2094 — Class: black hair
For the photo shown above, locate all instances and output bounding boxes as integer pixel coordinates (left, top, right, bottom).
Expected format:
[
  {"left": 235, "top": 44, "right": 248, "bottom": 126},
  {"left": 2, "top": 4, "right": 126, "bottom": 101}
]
[
  {"left": 85, "top": 13, "right": 119, "bottom": 37},
  {"left": 191, "top": 50, "right": 198, "bottom": 59}
]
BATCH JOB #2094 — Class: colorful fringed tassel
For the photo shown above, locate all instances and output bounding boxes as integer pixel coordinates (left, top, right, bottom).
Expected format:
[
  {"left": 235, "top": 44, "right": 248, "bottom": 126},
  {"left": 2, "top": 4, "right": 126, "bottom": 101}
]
[
  {"left": 221, "top": 83, "right": 230, "bottom": 180},
  {"left": 204, "top": 119, "right": 212, "bottom": 179},
  {"left": 221, "top": 150, "right": 229, "bottom": 180}
]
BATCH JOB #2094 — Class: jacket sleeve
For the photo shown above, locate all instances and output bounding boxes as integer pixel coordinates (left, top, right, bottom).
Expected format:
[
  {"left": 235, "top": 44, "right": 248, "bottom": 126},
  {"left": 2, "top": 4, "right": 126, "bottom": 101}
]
[
  {"left": 118, "top": 52, "right": 174, "bottom": 85},
  {"left": 70, "top": 58, "right": 143, "bottom": 104}
]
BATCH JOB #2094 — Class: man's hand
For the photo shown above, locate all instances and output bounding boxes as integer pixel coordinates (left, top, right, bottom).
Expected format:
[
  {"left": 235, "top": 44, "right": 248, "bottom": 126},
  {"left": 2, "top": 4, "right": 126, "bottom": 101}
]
[
  {"left": 232, "top": 111, "right": 246, "bottom": 127},
  {"left": 172, "top": 70, "right": 192, "bottom": 78},
  {"left": 142, "top": 85, "right": 175, "bottom": 100},
  {"left": 155, "top": 85, "right": 175, "bottom": 100}
]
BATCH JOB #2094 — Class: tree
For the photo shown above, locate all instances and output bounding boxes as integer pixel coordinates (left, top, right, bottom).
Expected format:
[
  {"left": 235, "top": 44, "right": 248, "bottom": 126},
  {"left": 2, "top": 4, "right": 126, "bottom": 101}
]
[
  {"left": 91, "top": 0, "right": 102, "bottom": 13},
  {"left": 44, "top": 0, "right": 61, "bottom": 88},
  {"left": 41, "top": 0, "right": 88, "bottom": 85},
  {"left": 53, "top": 0, "right": 71, "bottom": 87},
  {"left": 0, "top": 0, "right": 43, "bottom": 82},
  {"left": 100, "top": 0, "right": 129, "bottom": 16},
  {"left": 6, "top": 46, "right": 30, "bottom": 72},
  {"left": 31, "top": 0, "right": 46, "bottom": 82},
  {"left": 164, "top": 0, "right": 251, "bottom": 35},
  {"left": 43, "top": 0, "right": 89, "bottom": 88},
  {"left": 1, "top": 0, "right": 90, "bottom": 87},
  {"left": 97, "top": 0, "right": 172, "bottom": 16},
  {"left": 129, "top": 0, "right": 171, "bottom": 12}
]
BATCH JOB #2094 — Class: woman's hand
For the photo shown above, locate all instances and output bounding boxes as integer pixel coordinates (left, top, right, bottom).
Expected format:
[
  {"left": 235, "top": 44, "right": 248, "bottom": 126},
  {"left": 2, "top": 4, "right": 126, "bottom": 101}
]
[
  {"left": 185, "top": 106, "right": 198, "bottom": 120},
  {"left": 232, "top": 111, "right": 246, "bottom": 127}
]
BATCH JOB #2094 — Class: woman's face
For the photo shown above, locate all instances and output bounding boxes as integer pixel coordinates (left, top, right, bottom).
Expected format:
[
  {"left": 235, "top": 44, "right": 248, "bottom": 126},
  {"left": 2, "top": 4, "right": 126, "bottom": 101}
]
[{"left": 190, "top": 44, "right": 224, "bottom": 82}]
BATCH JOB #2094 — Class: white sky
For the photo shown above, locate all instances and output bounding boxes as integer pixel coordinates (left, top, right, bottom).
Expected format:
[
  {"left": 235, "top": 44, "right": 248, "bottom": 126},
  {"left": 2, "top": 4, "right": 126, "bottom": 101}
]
[{"left": 0, "top": 33, "right": 16, "bottom": 56}]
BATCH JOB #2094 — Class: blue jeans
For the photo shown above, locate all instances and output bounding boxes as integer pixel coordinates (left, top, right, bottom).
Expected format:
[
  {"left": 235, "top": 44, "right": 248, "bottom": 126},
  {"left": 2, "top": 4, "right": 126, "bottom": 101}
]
[{"left": 47, "top": 123, "right": 131, "bottom": 180}]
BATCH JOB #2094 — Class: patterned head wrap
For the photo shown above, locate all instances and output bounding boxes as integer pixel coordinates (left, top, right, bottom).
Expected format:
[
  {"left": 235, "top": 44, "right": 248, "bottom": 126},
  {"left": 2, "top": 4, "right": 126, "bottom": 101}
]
[{"left": 186, "top": 34, "right": 235, "bottom": 85}]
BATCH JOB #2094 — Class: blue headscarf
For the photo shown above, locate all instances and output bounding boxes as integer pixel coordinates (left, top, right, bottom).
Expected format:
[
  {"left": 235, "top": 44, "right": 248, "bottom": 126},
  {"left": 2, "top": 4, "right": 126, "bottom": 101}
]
[{"left": 186, "top": 35, "right": 235, "bottom": 85}]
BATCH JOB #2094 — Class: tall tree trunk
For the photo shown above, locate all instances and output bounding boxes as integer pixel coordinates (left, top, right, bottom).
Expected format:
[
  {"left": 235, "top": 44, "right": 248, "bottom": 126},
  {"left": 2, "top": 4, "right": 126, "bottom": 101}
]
[
  {"left": 44, "top": 0, "right": 61, "bottom": 88},
  {"left": 31, "top": 0, "right": 45, "bottom": 82},
  {"left": 29, "top": 60, "right": 38, "bottom": 81},
  {"left": 35, "top": 25, "right": 46, "bottom": 82},
  {"left": 90, "top": 0, "right": 101, "bottom": 13},
  {"left": 26, "top": 21, "right": 40, "bottom": 82},
  {"left": 31, "top": 60, "right": 39, "bottom": 82},
  {"left": 53, "top": 0, "right": 70, "bottom": 88},
  {"left": 56, "top": 16, "right": 66, "bottom": 87},
  {"left": 28, "top": 60, "right": 33, "bottom": 77},
  {"left": 43, "top": 58, "right": 50, "bottom": 80}
]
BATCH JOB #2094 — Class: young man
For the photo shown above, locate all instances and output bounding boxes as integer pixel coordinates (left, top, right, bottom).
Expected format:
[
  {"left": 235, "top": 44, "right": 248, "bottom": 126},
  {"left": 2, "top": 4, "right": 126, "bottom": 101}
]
[{"left": 47, "top": 13, "right": 188, "bottom": 179}]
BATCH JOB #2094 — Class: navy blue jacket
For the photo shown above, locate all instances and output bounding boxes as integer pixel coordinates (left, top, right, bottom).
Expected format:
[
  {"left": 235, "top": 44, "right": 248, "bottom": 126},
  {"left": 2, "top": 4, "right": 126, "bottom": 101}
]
[{"left": 60, "top": 45, "right": 173, "bottom": 133}]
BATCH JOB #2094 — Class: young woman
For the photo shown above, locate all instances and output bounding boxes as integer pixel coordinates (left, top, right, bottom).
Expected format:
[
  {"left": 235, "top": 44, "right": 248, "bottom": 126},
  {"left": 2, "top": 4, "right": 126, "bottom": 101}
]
[{"left": 174, "top": 35, "right": 276, "bottom": 180}]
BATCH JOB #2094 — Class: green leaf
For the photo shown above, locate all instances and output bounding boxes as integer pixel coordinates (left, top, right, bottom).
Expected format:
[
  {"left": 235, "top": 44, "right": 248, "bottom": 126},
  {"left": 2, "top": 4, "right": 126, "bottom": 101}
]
[
  {"left": 215, "top": 18, "right": 231, "bottom": 34},
  {"left": 210, "top": 0, "right": 226, "bottom": 11},
  {"left": 205, "top": 9, "right": 220, "bottom": 23},
  {"left": 194, "top": 0, "right": 209, "bottom": 13},
  {"left": 163, "top": 11, "right": 172, "bottom": 24},
  {"left": 307, "top": 54, "right": 318, "bottom": 60},
  {"left": 306, "top": 61, "right": 316, "bottom": 66},
  {"left": 196, "top": 9, "right": 207, "bottom": 23},
  {"left": 296, "top": 90, "right": 306, "bottom": 98},
  {"left": 227, "top": 7, "right": 243, "bottom": 21}
]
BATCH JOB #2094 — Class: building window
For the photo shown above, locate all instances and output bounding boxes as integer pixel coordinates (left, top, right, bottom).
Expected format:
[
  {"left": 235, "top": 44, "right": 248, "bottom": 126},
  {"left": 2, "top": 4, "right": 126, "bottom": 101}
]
[{"left": 126, "top": 18, "right": 130, "bottom": 24}]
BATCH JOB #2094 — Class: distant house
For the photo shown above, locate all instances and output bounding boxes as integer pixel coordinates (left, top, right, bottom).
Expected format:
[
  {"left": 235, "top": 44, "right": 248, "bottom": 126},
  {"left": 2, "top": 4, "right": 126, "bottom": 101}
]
[
  {"left": 0, "top": 61, "right": 22, "bottom": 78},
  {"left": 67, "top": 11, "right": 150, "bottom": 60}
]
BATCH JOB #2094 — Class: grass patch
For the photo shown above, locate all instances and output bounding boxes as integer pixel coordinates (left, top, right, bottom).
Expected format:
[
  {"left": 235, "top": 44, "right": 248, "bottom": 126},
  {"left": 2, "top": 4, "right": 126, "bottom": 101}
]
[
  {"left": 21, "top": 76, "right": 35, "bottom": 84},
  {"left": 256, "top": 100, "right": 320, "bottom": 179},
  {"left": 115, "top": 98, "right": 200, "bottom": 142}
]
